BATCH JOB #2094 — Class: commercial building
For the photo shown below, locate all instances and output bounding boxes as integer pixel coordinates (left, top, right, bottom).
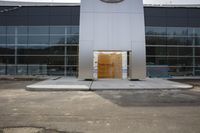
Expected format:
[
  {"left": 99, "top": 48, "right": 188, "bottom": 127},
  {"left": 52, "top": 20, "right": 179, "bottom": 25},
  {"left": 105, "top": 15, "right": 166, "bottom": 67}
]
[{"left": 0, "top": 0, "right": 200, "bottom": 79}]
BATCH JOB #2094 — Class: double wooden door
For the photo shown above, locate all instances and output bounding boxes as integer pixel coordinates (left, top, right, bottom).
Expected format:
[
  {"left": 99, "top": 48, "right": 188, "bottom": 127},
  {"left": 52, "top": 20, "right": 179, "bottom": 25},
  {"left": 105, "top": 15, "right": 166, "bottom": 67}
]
[{"left": 98, "top": 53, "right": 122, "bottom": 79}]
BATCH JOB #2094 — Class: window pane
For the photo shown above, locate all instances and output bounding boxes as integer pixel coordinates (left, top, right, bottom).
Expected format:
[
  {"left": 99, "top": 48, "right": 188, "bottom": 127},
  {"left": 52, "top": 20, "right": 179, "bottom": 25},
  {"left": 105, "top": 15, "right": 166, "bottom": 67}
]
[
  {"left": 146, "top": 47, "right": 166, "bottom": 55},
  {"left": 28, "top": 36, "right": 49, "bottom": 44},
  {"left": 167, "top": 27, "right": 188, "bottom": 36},
  {"left": 145, "top": 27, "right": 166, "bottom": 35},
  {"left": 7, "top": 36, "right": 15, "bottom": 44},
  {"left": 7, "top": 26, "right": 15, "bottom": 34},
  {"left": 196, "top": 58, "right": 200, "bottom": 66},
  {"left": 7, "top": 46, "right": 15, "bottom": 55},
  {"left": 17, "top": 65, "right": 27, "bottom": 75},
  {"left": 167, "top": 37, "right": 188, "bottom": 45},
  {"left": 7, "top": 65, "right": 16, "bottom": 75},
  {"left": 29, "top": 26, "right": 49, "bottom": 34},
  {"left": 195, "top": 47, "right": 200, "bottom": 56},
  {"left": 28, "top": 65, "right": 47, "bottom": 75},
  {"left": 47, "top": 66, "right": 64, "bottom": 76},
  {"left": 66, "top": 56, "right": 78, "bottom": 65},
  {"left": 0, "top": 65, "right": 6, "bottom": 75},
  {"left": 168, "top": 57, "right": 177, "bottom": 66},
  {"left": 66, "top": 46, "right": 78, "bottom": 55},
  {"left": 0, "top": 26, "right": 6, "bottom": 34},
  {"left": 67, "top": 35, "right": 79, "bottom": 44},
  {"left": 26, "top": 46, "right": 49, "bottom": 55},
  {"left": 48, "top": 46, "right": 65, "bottom": 55},
  {"left": 146, "top": 36, "right": 166, "bottom": 45},
  {"left": 48, "top": 56, "right": 64, "bottom": 65},
  {"left": 147, "top": 57, "right": 167, "bottom": 65},
  {"left": 66, "top": 66, "right": 78, "bottom": 76},
  {"left": 67, "top": 26, "right": 79, "bottom": 34},
  {"left": 188, "top": 28, "right": 200, "bottom": 36},
  {"left": 50, "top": 26, "right": 65, "bottom": 34},
  {"left": 50, "top": 36, "right": 65, "bottom": 44},
  {"left": 0, "top": 36, "right": 6, "bottom": 44},
  {"left": 18, "top": 26, "right": 28, "bottom": 34},
  {"left": 26, "top": 56, "right": 48, "bottom": 65},
  {"left": 0, "top": 45, "right": 7, "bottom": 55},
  {"left": 178, "top": 57, "right": 193, "bottom": 66},
  {"left": 178, "top": 47, "right": 193, "bottom": 56},
  {"left": 17, "top": 36, "right": 28, "bottom": 44},
  {"left": 167, "top": 47, "right": 178, "bottom": 56}
]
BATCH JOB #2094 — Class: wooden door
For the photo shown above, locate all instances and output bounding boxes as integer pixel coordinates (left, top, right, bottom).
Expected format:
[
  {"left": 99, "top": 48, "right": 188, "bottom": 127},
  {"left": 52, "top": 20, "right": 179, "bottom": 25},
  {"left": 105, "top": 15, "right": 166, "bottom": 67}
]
[{"left": 98, "top": 53, "right": 122, "bottom": 79}]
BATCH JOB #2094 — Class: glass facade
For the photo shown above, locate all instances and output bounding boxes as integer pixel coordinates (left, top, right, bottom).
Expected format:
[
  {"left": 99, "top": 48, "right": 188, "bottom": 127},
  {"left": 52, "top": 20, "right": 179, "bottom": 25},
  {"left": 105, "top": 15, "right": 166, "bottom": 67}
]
[
  {"left": 0, "top": 26, "right": 79, "bottom": 76},
  {"left": 145, "top": 7, "right": 200, "bottom": 77},
  {"left": 0, "top": 6, "right": 200, "bottom": 77}
]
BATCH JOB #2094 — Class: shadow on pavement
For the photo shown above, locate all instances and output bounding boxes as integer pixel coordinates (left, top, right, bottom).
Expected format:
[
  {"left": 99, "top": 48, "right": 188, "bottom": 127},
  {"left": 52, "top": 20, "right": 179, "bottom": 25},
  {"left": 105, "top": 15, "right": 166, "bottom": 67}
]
[{"left": 95, "top": 90, "right": 200, "bottom": 107}]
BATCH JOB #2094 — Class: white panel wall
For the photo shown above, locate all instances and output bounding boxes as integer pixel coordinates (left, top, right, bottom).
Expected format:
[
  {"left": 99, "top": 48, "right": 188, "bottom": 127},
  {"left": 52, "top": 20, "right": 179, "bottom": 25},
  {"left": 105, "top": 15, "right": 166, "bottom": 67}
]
[{"left": 79, "top": 0, "right": 146, "bottom": 80}]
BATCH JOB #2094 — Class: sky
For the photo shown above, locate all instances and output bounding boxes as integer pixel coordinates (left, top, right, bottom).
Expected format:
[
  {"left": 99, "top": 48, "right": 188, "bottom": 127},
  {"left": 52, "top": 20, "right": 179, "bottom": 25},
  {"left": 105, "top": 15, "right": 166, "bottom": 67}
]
[{"left": 0, "top": 0, "right": 200, "bottom": 5}]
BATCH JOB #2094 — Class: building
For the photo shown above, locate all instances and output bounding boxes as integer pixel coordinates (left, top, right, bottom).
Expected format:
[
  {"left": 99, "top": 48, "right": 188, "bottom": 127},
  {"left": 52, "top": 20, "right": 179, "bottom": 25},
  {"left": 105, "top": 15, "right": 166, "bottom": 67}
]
[{"left": 0, "top": 0, "right": 200, "bottom": 79}]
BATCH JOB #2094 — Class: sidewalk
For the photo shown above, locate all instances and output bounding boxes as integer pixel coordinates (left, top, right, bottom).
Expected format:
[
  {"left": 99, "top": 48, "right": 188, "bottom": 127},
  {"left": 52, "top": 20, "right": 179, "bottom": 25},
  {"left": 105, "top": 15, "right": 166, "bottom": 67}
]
[{"left": 26, "top": 78, "right": 193, "bottom": 91}]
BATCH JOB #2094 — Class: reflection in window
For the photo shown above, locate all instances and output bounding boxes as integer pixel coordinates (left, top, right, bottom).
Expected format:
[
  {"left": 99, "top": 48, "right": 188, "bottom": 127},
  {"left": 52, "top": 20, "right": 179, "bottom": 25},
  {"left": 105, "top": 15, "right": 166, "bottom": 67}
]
[
  {"left": 167, "top": 27, "right": 188, "bottom": 36},
  {"left": 145, "top": 27, "right": 166, "bottom": 35},
  {"left": 7, "top": 36, "right": 15, "bottom": 44},
  {"left": 146, "top": 36, "right": 166, "bottom": 45},
  {"left": 49, "top": 46, "right": 65, "bottom": 55},
  {"left": 18, "top": 26, "right": 28, "bottom": 34},
  {"left": 17, "top": 65, "right": 27, "bottom": 75},
  {"left": 7, "top": 26, "right": 15, "bottom": 34},
  {"left": 28, "top": 36, "right": 49, "bottom": 44},
  {"left": 29, "top": 26, "right": 49, "bottom": 34},
  {"left": 50, "top": 26, "right": 65, "bottom": 34},
  {"left": 47, "top": 66, "right": 64, "bottom": 76},
  {"left": 0, "top": 36, "right": 6, "bottom": 44},
  {"left": 0, "top": 65, "right": 6, "bottom": 75},
  {"left": 28, "top": 65, "right": 47, "bottom": 75},
  {"left": 50, "top": 36, "right": 65, "bottom": 44},
  {"left": 18, "top": 36, "right": 28, "bottom": 44},
  {"left": 67, "top": 35, "right": 79, "bottom": 44},
  {"left": 67, "top": 26, "right": 79, "bottom": 34},
  {"left": 66, "top": 66, "right": 78, "bottom": 76},
  {"left": 0, "top": 26, "right": 6, "bottom": 34}
]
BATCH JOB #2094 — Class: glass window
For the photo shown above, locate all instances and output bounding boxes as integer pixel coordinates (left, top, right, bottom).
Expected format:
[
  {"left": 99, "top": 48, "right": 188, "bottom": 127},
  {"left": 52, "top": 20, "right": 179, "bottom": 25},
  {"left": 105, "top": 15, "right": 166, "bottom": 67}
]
[
  {"left": 146, "top": 36, "right": 166, "bottom": 45},
  {"left": 66, "top": 46, "right": 78, "bottom": 55},
  {"left": 17, "top": 36, "right": 28, "bottom": 44},
  {"left": 178, "top": 57, "right": 193, "bottom": 66},
  {"left": 29, "top": 26, "right": 49, "bottom": 34},
  {"left": 67, "top": 26, "right": 79, "bottom": 34},
  {"left": 17, "top": 56, "right": 27, "bottom": 64},
  {"left": 195, "top": 47, "right": 200, "bottom": 56},
  {"left": 188, "top": 28, "right": 200, "bottom": 37},
  {"left": 147, "top": 57, "right": 168, "bottom": 65},
  {"left": 0, "top": 36, "right": 6, "bottom": 44},
  {"left": 167, "top": 27, "right": 188, "bottom": 36},
  {"left": 26, "top": 46, "right": 49, "bottom": 55},
  {"left": 167, "top": 37, "right": 188, "bottom": 46},
  {"left": 26, "top": 56, "right": 48, "bottom": 65},
  {"left": 146, "top": 47, "right": 167, "bottom": 55},
  {"left": 195, "top": 67, "right": 200, "bottom": 76},
  {"left": 0, "top": 65, "right": 6, "bottom": 75},
  {"left": 28, "top": 36, "right": 49, "bottom": 44},
  {"left": 7, "top": 36, "right": 15, "bottom": 44},
  {"left": 195, "top": 37, "right": 200, "bottom": 45},
  {"left": 28, "top": 65, "right": 47, "bottom": 75},
  {"left": 0, "top": 26, "right": 6, "bottom": 34},
  {"left": 7, "top": 26, "right": 15, "bottom": 34},
  {"left": 66, "top": 56, "right": 78, "bottom": 65},
  {"left": 6, "top": 56, "right": 15, "bottom": 64},
  {"left": 7, "top": 46, "right": 15, "bottom": 55},
  {"left": 67, "top": 35, "right": 79, "bottom": 44},
  {"left": 17, "top": 65, "right": 27, "bottom": 75},
  {"left": 0, "top": 56, "right": 6, "bottom": 64},
  {"left": 48, "top": 56, "right": 64, "bottom": 65},
  {"left": 196, "top": 58, "right": 200, "bottom": 67},
  {"left": 66, "top": 66, "right": 78, "bottom": 76},
  {"left": 50, "top": 26, "right": 65, "bottom": 34},
  {"left": 50, "top": 36, "right": 65, "bottom": 44},
  {"left": 7, "top": 65, "right": 16, "bottom": 75},
  {"left": 48, "top": 46, "right": 65, "bottom": 55},
  {"left": 18, "top": 26, "right": 28, "bottom": 34},
  {"left": 47, "top": 66, "right": 64, "bottom": 76},
  {"left": 145, "top": 27, "right": 166, "bottom": 35},
  {"left": 167, "top": 47, "right": 178, "bottom": 56},
  {"left": 168, "top": 57, "right": 178, "bottom": 66},
  {"left": 0, "top": 45, "right": 7, "bottom": 55},
  {"left": 178, "top": 47, "right": 193, "bottom": 56}
]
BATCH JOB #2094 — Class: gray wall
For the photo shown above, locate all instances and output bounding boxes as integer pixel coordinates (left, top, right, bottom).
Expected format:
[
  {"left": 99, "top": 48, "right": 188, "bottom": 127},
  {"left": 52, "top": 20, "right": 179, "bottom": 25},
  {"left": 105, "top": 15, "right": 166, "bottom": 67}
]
[{"left": 79, "top": 0, "right": 146, "bottom": 80}]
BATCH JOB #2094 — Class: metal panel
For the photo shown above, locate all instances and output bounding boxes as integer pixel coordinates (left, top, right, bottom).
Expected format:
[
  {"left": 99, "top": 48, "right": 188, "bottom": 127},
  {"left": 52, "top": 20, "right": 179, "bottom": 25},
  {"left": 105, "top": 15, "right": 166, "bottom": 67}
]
[{"left": 79, "top": 0, "right": 146, "bottom": 80}]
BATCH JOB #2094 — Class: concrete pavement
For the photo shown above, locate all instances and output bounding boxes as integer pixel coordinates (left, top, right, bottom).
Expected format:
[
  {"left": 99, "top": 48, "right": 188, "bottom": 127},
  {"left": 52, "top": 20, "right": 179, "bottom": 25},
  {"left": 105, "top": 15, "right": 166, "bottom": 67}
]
[{"left": 26, "top": 78, "right": 193, "bottom": 91}]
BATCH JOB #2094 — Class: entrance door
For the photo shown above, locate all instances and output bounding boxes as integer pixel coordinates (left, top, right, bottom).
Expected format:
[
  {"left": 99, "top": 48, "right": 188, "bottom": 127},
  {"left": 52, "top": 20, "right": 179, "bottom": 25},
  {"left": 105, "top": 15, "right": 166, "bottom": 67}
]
[{"left": 98, "top": 53, "right": 122, "bottom": 79}]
